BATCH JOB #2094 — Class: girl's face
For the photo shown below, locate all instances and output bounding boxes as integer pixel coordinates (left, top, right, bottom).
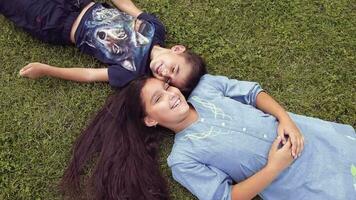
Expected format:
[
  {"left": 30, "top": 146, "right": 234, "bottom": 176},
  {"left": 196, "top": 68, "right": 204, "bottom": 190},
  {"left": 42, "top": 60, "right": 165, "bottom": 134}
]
[{"left": 141, "top": 78, "right": 190, "bottom": 128}]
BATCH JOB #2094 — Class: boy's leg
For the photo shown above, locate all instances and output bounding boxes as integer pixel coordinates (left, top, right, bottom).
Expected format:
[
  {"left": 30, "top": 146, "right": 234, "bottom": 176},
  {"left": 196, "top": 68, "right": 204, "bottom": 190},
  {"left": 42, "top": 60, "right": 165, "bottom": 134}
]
[
  {"left": 0, "top": 0, "right": 91, "bottom": 45},
  {"left": 0, "top": 0, "right": 37, "bottom": 31},
  {"left": 0, "top": 0, "right": 63, "bottom": 43}
]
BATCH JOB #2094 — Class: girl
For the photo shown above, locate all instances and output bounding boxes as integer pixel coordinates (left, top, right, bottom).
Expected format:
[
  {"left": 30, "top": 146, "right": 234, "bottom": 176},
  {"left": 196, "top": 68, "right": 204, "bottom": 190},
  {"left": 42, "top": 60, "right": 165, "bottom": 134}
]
[
  {"left": 61, "top": 75, "right": 356, "bottom": 199},
  {"left": 0, "top": 0, "right": 205, "bottom": 91}
]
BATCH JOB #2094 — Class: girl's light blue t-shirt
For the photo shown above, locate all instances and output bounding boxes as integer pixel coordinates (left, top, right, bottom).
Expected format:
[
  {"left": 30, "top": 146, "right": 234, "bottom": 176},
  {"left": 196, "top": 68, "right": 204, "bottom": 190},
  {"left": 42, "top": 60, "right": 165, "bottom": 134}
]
[{"left": 167, "top": 74, "right": 356, "bottom": 200}]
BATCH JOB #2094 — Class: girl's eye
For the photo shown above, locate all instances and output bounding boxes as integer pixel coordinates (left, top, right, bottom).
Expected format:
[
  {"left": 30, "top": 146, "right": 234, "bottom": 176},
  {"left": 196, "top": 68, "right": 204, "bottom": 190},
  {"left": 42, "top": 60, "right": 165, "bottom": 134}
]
[{"left": 155, "top": 96, "right": 161, "bottom": 103}]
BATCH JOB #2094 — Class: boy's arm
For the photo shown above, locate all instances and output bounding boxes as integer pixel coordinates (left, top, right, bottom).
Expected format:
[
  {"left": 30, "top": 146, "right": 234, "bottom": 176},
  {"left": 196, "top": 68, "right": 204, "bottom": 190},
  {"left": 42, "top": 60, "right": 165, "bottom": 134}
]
[
  {"left": 19, "top": 62, "right": 108, "bottom": 82},
  {"left": 256, "top": 92, "right": 304, "bottom": 158},
  {"left": 111, "top": 0, "right": 143, "bottom": 17}
]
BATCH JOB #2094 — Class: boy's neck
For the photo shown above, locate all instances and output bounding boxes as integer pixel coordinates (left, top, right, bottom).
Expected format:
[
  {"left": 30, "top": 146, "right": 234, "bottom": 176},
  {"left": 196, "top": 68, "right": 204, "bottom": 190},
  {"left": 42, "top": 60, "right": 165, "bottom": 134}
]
[{"left": 150, "top": 45, "right": 169, "bottom": 60}]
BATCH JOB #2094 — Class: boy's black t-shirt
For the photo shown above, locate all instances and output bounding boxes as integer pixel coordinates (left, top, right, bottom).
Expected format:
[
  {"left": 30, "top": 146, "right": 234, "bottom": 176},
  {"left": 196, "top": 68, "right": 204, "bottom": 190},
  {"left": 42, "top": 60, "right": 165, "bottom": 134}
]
[{"left": 75, "top": 3, "right": 165, "bottom": 87}]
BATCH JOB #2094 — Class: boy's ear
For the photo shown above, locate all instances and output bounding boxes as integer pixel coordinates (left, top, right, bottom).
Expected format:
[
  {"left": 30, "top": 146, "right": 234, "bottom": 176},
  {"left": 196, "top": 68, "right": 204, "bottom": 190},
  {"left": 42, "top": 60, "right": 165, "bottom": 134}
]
[
  {"left": 144, "top": 116, "right": 158, "bottom": 127},
  {"left": 171, "top": 45, "right": 186, "bottom": 54}
]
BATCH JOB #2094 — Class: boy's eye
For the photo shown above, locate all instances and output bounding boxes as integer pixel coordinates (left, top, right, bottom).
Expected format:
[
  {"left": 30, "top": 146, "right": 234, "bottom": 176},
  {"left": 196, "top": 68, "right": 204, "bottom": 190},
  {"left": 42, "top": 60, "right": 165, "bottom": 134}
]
[
  {"left": 164, "top": 82, "right": 170, "bottom": 90},
  {"left": 175, "top": 65, "right": 179, "bottom": 74},
  {"left": 165, "top": 78, "right": 171, "bottom": 86},
  {"left": 172, "top": 65, "right": 178, "bottom": 74}
]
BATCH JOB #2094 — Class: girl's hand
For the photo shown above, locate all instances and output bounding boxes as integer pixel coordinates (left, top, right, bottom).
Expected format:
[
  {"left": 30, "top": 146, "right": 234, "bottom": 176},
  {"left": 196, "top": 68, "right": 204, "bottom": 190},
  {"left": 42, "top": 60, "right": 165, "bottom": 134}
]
[
  {"left": 19, "top": 62, "right": 49, "bottom": 79},
  {"left": 277, "top": 118, "right": 304, "bottom": 159},
  {"left": 267, "top": 136, "right": 294, "bottom": 172}
]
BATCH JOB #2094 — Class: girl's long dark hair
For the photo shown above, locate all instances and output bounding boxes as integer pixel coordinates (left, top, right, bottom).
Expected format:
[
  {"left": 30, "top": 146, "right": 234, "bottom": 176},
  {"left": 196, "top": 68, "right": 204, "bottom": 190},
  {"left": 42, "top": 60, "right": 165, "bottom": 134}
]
[{"left": 61, "top": 76, "right": 169, "bottom": 200}]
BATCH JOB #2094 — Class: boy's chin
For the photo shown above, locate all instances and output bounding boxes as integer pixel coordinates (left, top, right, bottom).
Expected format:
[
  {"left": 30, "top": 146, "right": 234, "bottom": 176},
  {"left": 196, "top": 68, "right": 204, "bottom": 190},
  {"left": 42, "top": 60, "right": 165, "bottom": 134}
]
[{"left": 154, "top": 75, "right": 165, "bottom": 81}]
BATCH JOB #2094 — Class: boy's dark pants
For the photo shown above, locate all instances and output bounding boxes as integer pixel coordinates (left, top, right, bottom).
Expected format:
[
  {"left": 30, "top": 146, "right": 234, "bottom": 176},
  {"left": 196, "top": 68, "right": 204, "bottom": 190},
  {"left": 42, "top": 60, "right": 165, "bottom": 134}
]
[{"left": 0, "top": 0, "right": 91, "bottom": 44}]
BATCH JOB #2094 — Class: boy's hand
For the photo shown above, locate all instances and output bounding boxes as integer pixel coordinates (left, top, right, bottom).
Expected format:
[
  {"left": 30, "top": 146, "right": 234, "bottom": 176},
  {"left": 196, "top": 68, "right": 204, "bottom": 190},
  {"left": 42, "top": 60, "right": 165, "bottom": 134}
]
[
  {"left": 267, "top": 136, "right": 295, "bottom": 172},
  {"left": 277, "top": 118, "right": 304, "bottom": 159},
  {"left": 19, "top": 62, "right": 49, "bottom": 79}
]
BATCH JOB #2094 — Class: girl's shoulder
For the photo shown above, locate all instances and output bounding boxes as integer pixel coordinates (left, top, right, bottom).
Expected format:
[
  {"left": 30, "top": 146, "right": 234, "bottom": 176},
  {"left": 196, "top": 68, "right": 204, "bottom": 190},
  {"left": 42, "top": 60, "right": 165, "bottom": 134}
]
[
  {"left": 189, "top": 74, "right": 228, "bottom": 99},
  {"left": 167, "top": 140, "right": 196, "bottom": 167},
  {"left": 200, "top": 74, "right": 229, "bottom": 82}
]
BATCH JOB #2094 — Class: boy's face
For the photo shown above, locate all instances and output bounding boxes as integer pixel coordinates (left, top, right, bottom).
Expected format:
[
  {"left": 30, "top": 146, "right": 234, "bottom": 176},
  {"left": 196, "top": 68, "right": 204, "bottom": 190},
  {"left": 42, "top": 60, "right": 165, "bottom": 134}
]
[{"left": 150, "top": 46, "right": 193, "bottom": 89}]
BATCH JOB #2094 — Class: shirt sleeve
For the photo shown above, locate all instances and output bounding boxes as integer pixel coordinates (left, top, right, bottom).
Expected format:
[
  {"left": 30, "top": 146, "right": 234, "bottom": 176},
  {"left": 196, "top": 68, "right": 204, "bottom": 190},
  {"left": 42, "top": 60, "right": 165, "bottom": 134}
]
[
  {"left": 202, "top": 74, "right": 263, "bottom": 107},
  {"left": 170, "top": 160, "right": 233, "bottom": 200},
  {"left": 108, "top": 64, "right": 137, "bottom": 88},
  {"left": 137, "top": 12, "right": 166, "bottom": 46}
]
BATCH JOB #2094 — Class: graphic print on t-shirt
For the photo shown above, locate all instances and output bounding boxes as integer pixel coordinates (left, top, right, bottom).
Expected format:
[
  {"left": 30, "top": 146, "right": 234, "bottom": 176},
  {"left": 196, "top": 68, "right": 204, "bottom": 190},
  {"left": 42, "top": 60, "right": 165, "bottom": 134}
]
[{"left": 80, "top": 6, "right": 154, "bottom": 71}]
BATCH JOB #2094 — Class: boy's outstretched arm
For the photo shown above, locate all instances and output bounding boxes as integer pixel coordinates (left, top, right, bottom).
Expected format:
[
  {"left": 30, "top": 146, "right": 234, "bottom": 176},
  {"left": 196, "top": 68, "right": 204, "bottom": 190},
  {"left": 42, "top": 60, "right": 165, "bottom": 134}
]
[
  {"left": 19, "top": 62, "right": 108, "bottom": 83},
  {"left": 256, "top": 92, "right": 304, "bottom": 158},
  {"left": 111, "top": 0, "right": 143, "bottom": 17}
]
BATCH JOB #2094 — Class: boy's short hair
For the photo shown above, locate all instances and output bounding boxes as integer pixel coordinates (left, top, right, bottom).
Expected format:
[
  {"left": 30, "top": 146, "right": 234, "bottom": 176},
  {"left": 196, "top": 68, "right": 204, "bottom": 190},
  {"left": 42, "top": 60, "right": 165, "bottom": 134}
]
[{"left": 181, "top": 50, "right": 207, "bottom": 97}]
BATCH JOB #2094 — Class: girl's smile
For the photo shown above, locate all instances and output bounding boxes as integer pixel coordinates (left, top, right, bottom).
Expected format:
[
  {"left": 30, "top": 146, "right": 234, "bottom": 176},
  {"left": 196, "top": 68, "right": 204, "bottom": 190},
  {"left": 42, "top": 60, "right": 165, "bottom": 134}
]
[{"left": 141, "top": 78, "right": 196, "bottom": 131}]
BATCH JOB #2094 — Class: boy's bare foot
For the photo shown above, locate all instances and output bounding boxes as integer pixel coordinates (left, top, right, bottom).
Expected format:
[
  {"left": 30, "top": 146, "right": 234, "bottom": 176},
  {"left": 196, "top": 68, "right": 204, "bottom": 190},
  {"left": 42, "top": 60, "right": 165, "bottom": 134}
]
[{"left": 19, "top": 62, "right": 48, "bottom": 79}]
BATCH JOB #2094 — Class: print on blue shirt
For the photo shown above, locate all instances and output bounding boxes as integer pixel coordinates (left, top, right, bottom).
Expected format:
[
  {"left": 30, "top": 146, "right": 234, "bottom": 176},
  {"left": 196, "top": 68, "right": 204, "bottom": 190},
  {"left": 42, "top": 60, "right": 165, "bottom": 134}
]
[{"left": 78, "top": 6, "right": 154, "bottom": 72}]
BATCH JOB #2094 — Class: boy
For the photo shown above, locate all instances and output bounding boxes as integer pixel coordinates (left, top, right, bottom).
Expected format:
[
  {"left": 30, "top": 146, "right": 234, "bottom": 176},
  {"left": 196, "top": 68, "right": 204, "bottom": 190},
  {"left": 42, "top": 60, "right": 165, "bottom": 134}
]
[{"left": 0, "top": 0, "right": 205, "bottom": 90}]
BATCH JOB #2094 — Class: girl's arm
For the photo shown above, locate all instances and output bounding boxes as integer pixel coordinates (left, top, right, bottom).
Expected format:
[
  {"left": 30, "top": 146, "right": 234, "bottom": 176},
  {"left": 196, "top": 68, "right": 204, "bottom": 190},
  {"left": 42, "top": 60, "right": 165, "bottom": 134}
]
[
  {"left": 231, "top": 136, "right": 294, "bottom": 200},
  {"left": 256, "top": 92, "right": 304, "bottom": 158},
  {"left": 19, "top": 62, "right": 108, "bottom": 82},
  {"left": 205, "top": 75, "right": 304, "bottom": 158},
  {"left": 111, "top": 0, "right": 143, "bottom": 17}
]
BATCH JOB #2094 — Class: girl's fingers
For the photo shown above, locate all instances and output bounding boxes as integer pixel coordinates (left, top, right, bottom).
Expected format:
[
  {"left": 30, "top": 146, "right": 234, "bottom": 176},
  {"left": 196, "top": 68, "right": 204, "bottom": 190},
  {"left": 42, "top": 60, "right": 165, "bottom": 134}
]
[
  {"left": 277, "top": 127, "right": 287, "bottom": 144},
  {"left": 299, "top": 136, "right": 305, "bottom": 157},
  {"left": 280, "top": 139, "right": 294, "bottom": 161},
  {"left": 272, "top": 136, "right": 282, "bottom": 151},
  {"left": 281, "top": 138, "right": 292, "bottom": 150},
  {"left": 293, "top": 135, "right": 304, "bottom": 158},
  {"left": 297, "top": 134, "right": 305, "bottom": 157},
  {"left": 296, "top": 137, "right": 301, "bottom": 157},
  {"left": 290, "top": 134, "right": 298, "bottom": 158}
]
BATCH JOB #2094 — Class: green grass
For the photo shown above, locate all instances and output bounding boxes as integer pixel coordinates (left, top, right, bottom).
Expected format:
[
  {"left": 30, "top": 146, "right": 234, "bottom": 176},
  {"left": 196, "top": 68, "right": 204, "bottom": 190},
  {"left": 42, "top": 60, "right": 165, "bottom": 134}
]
[{"left": 1, "top": 0, "right": 355, "bottom": 199}]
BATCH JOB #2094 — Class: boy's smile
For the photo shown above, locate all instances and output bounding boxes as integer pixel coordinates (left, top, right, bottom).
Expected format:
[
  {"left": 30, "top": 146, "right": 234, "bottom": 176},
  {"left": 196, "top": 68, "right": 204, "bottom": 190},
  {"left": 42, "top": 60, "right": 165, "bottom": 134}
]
[
  {"left": 150, "top": 45, "right": 194, "bottom": 89},
  {"left": 153, "top": 60, "right": 165, "bottom": 75}
]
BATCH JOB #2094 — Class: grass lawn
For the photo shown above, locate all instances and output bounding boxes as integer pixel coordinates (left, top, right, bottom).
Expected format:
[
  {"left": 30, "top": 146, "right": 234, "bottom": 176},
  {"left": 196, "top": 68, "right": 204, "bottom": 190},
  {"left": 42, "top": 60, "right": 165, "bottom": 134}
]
[{"left": 0, "top": 0, "right": 355, "bottom": 199}]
